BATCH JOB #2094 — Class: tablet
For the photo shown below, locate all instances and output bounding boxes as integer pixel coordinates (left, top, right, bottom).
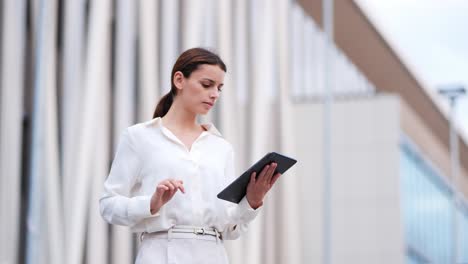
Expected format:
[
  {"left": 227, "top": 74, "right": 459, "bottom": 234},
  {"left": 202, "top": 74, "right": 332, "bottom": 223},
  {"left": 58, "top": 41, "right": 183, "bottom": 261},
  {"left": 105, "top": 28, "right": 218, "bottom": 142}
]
[{"left": 217, "top": 152, "right": 297, "bottom": 204}]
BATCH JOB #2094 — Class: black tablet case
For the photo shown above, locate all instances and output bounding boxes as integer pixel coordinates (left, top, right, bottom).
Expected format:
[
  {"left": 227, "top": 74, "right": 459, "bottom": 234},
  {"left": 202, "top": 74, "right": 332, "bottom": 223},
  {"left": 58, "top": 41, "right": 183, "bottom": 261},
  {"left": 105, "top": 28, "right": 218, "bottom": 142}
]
[{"left": 217, "top": 152, "right": 297, "bottom": 204}]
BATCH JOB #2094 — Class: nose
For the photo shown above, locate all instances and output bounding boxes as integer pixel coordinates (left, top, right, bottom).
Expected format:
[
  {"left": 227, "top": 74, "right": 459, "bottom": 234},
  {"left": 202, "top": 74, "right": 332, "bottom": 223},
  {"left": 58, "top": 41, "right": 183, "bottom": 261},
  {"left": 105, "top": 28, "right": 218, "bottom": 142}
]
[{"left": 210, "top": 89, "right": 220, "bottom": 99}]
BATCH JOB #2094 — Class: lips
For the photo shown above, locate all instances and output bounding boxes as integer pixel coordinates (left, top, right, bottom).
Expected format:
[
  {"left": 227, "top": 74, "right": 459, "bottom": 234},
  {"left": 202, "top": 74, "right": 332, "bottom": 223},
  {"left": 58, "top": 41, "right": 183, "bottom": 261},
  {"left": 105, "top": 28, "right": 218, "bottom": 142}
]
[{"left": 203, "top": 102, "right": 214, "bottom": 107}]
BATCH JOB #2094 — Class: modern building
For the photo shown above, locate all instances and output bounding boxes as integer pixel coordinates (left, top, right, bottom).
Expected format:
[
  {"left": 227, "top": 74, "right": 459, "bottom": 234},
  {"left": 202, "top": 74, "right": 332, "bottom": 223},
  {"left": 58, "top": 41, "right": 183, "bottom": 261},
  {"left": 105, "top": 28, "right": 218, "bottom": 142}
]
[
  {"left": 0, "top": 0, "right": 466, "bottom": 264},
  {"left": 295, "top": 1, "right": 468, "bottom": 263}
]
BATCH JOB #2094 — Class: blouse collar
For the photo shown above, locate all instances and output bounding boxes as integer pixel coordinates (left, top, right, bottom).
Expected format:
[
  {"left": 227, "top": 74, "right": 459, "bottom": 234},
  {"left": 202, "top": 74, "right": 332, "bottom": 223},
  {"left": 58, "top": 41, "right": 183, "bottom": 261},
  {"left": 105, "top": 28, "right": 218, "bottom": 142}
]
[{"left": 148, "top": 117, "right": 222, "bottom": 137}]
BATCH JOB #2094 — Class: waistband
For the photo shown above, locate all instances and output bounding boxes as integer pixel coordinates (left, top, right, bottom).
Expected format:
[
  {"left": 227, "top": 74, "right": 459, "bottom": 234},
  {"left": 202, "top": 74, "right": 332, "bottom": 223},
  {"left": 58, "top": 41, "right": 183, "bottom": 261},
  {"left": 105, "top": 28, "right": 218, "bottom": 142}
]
[{"left": 141, "top": 225, "right": 222, "bottom": 243}]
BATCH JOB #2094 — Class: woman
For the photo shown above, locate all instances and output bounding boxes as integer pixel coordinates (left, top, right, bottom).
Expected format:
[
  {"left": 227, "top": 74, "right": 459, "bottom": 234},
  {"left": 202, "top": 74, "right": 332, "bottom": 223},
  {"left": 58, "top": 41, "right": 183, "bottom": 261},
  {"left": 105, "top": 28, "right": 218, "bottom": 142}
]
[{"left": 100, "top": 47, "right": 281, "bottom": 264}]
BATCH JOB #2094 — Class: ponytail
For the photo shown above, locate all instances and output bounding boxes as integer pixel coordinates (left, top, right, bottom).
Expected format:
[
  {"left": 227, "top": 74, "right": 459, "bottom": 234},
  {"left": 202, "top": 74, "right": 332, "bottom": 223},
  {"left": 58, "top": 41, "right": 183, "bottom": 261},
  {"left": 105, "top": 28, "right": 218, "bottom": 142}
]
[{"left": 153, "top": 91, "right": 174, "bottom": 118}]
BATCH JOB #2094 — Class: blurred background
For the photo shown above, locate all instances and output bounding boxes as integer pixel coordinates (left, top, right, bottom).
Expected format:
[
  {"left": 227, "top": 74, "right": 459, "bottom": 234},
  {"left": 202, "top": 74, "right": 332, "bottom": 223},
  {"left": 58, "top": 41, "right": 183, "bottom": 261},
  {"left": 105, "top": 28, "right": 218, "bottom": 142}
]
[{"left": 1, "top": 0, "right": 467, "bottom": 264}]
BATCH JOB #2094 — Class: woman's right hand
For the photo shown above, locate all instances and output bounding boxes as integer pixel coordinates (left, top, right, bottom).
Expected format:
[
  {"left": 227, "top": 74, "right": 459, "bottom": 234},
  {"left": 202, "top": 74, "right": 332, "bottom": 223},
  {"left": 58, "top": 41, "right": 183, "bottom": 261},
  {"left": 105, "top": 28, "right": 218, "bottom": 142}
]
[{"left": 150, "top": 179, "right": 185, "bottom": 215}]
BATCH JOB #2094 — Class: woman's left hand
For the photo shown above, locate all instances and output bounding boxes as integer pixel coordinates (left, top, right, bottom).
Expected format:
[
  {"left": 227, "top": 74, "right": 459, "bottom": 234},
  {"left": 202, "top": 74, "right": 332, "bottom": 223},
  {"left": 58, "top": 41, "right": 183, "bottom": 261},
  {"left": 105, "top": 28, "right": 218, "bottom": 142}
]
[{"left": 246, "top": 162, "right": 281, "bottom": 209}]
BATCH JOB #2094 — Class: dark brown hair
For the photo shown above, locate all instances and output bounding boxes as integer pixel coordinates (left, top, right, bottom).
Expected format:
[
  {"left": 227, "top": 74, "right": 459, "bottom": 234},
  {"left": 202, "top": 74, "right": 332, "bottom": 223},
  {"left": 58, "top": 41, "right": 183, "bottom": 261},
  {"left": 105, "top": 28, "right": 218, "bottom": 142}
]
[{"left": 153, "top": 48, "right": 227, "bottom": 118}]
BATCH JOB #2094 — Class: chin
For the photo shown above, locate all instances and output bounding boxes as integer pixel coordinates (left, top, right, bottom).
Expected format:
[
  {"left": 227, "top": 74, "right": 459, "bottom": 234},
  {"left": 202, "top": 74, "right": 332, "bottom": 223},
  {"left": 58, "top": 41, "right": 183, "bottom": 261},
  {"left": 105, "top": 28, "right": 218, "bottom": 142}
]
[
  {"left": 199, "top": 109, "right": 210, "bottom": 115},
  {"left": 197, "top": 106, "right": 212, "bottom": 115}
]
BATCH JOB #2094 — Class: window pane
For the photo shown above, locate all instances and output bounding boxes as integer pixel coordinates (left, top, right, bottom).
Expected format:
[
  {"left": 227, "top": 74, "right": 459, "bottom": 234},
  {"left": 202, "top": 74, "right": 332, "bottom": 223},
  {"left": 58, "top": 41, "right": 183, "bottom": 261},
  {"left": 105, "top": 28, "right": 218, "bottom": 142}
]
[{"left": 400, "top": 144, "right": 454, "bottom": 263}]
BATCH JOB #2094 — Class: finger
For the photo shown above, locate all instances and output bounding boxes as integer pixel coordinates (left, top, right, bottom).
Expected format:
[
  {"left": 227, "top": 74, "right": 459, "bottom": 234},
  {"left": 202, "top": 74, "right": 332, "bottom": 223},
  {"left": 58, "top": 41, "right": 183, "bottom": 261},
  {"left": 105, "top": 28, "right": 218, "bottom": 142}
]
[
  {"left": 250, "top": 172, "right": 256, "bottom": 184},
  {"left": 164, "top": 181, "right": 176, "bottom": 192},
  {"left": 265, "top": 163, "right": 277, "bottom": 183},
  {"left": 160, "top": 183, "right": 176, "bottom": 198},
  {"left": 168, "top": 179, "right": 179, "bottom": 189},
  {"left": 260, "top": 163, "right": 274, "bottom": 184},
  {"left": 270, "top": 172, "right": 281, "bottom": 187},
  {"left": 257, "top": 165, "right": 270, "bottom": 182},
  {"left": 157, "top": 184, "right": 169, "bottom": 192},
  {"left": 156, "top": 185, "right": 169, "bottom": 197},
  {"left": 178, "top": 183, "right": 185, "bottom": 194},
  {"left": 167, "top": 188, "right": 178, "bottom": 199},
  {"left": 173, "top": 179, "right": 185, "bottom": 194}
]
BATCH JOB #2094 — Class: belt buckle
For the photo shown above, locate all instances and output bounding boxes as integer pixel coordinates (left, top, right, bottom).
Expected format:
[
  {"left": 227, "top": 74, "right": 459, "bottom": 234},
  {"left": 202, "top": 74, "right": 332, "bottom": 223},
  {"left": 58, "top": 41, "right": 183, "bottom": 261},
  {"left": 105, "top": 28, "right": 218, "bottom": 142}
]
[{"left": 194, "top": 228, "right": 205, "bottom": 235}]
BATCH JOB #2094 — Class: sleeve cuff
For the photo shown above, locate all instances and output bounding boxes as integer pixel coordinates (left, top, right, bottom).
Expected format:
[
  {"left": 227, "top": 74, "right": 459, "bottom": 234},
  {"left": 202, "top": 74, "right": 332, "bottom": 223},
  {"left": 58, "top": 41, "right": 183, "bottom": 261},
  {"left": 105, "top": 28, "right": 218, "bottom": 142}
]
[
  {"left": 238, "top": 196, "right": 261, "bottom": 220},
  {"left": 127, "top": 195, "right": 160, "bottom": 220}
]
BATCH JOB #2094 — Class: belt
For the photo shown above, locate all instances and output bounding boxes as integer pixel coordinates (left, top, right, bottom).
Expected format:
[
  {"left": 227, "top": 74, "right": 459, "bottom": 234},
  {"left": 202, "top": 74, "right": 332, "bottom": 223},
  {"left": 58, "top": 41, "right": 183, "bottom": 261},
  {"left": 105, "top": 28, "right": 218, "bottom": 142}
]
[{"left": 141, "top": 225, "right": 222, "bottom": 243}]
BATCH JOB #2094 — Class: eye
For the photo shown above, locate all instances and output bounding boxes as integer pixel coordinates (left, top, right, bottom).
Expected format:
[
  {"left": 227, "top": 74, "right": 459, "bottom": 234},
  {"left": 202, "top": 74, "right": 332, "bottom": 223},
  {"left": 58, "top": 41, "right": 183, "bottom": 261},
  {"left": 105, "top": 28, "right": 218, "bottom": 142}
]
[
  {"left": 202, "top": 83, "right": 211, "bottom": 88},
  {"left": 217, "top": 87, "right": 223, "bottom": 92}
]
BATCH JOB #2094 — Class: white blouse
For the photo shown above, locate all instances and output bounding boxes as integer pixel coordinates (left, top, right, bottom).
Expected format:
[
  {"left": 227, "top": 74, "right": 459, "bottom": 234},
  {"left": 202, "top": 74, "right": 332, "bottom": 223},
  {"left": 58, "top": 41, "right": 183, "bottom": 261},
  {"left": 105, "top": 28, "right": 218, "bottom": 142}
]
[{"left": 99, "top": 117, "right": 259, "bottom": 240}]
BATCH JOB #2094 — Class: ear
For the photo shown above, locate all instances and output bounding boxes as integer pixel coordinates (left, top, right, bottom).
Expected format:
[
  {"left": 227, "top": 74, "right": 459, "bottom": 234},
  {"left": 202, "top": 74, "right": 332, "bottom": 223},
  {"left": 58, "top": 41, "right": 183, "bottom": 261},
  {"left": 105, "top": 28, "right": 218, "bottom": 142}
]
[{"left": 173, "top": 71, "right": 185, "bottom": 91}]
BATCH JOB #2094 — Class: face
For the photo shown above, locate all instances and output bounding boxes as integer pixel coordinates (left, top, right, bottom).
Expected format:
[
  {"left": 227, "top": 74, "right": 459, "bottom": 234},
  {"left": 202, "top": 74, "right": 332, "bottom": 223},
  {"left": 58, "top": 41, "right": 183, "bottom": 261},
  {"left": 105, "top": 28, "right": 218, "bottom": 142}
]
[{"left": 173, "top": 64, "right": 225, "bottom": 115}]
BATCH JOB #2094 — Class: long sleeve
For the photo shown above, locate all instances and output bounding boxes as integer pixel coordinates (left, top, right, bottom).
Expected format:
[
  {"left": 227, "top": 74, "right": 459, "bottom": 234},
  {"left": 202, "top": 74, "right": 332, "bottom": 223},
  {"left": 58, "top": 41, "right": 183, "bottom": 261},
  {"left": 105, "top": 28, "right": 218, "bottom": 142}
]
[
  {"left": 221, "top": 148, "right": 261, "bottom": 240},
  {"left": 99, "top": 128, "right": 156, "bottom": 227}
]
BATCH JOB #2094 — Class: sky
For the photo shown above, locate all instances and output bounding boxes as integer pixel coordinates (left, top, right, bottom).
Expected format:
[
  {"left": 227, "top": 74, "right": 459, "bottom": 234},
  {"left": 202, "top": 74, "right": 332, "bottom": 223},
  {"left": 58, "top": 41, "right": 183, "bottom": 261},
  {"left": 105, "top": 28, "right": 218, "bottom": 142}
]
[{"left": 354, "top": 0, "right": 468, "bottom": 141}]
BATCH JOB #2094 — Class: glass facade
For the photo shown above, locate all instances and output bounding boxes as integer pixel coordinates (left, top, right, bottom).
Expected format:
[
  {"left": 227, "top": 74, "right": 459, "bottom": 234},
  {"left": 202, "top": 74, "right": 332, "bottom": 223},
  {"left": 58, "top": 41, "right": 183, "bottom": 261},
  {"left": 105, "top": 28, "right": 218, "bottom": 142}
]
[
  {"left": 400, "top": 141, "right": 468, "bottom": 264},
  {"left": 459, "top": 206, "right": 468, "bottom": 262}
]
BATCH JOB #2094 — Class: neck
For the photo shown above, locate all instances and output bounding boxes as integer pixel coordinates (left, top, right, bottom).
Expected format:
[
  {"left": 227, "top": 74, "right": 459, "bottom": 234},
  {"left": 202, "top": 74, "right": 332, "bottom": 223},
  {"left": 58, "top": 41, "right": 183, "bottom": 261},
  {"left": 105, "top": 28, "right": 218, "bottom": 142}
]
[{"left": 162, "top": 99, "right": 199, "bottom": 131}]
